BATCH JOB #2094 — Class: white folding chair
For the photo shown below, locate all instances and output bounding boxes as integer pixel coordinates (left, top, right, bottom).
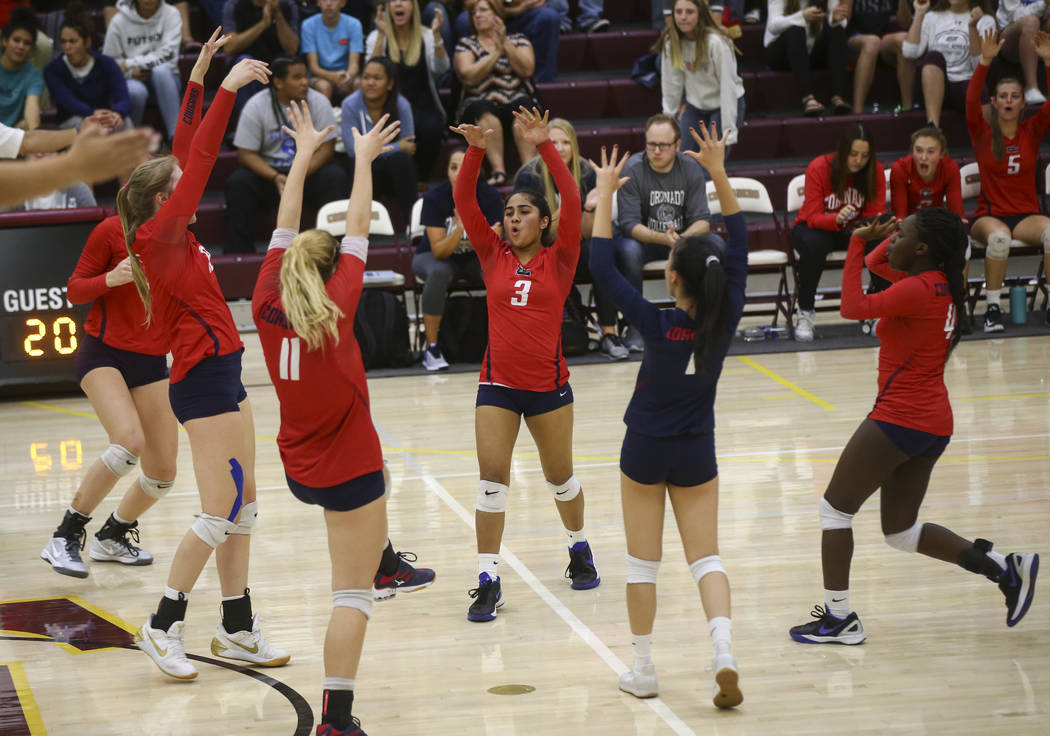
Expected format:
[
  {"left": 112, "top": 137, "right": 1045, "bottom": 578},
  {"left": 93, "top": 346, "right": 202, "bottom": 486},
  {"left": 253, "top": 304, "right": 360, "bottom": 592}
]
[
  {"left": 408, "top": 198, "right": 425, "bottom": 244},
  {"left": 315, "top": 199, "right": 395, "bottom": 238},
  {"left": 960, "top": 161, "right": 981, "bottom": 200}
]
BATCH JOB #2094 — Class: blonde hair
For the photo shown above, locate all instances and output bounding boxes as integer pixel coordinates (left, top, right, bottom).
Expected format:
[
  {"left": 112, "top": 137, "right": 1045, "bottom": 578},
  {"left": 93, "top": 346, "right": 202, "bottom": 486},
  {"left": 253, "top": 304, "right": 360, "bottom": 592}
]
[
  {"left": 381, "top": 0, "right": 423, "bottom": 68},
  {"left": 279, "top": 229, "right": 344, "bottom": 351},
  {"left": 654, "top": 0, "right": 737, "bottom": 72},
  {"left": 536, "top": 118, "right": 582, "bottom": 225},
  {"left": 116, "top": 155, "right": 178, "bottom": 325}
]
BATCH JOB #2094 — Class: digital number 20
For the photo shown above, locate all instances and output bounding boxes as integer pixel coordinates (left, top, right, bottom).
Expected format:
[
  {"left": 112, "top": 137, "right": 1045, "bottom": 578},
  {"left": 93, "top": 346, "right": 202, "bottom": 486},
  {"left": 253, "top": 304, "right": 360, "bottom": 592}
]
[
  {"left": 511, "top": 280, "right": 531, "bottom": 307},
  {"left": 24, "top": 317, "right": 78, "bottom": 357}
]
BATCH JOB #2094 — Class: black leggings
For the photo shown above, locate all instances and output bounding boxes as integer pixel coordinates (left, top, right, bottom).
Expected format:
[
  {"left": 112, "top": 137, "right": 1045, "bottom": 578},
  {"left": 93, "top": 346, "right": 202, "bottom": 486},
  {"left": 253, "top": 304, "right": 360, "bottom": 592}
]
[
  {"left": 765, "top": 24, "right": 848, "bottom": 101},
  {"left": 792, "top": 223, "right": 889, "bottom": 311}
]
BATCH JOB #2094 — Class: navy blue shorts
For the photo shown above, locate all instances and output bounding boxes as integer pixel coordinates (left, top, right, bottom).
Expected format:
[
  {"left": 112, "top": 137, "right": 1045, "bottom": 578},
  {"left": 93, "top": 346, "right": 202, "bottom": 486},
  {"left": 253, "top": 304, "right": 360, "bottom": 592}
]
[
  {"left": 873, "top": 419, "right": 951, "bottom": 460},
  {"left": 75, "top": 333, "right": 168, "bottom": 388},
  {"left": 476, "top": 382, "right": 573, "bottom": 417},
  {"left": 993, "top": 213, "right": 1041, "bottom": 233},
  {"left": 168, "top": 350, "right": 247, "bottom": 424},
  {"left": 286, "top": 469, "right": 385, "bottom": 512},
  {"left": 620, "top": 429, "right": 718, "bottom": 487}
]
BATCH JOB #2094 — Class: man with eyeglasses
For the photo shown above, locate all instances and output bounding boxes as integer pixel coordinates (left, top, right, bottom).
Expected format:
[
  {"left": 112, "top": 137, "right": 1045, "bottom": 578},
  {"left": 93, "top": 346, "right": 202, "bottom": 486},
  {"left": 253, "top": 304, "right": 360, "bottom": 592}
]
[{"left": 613, "top": 113, "right": 717, "bottom": 352}]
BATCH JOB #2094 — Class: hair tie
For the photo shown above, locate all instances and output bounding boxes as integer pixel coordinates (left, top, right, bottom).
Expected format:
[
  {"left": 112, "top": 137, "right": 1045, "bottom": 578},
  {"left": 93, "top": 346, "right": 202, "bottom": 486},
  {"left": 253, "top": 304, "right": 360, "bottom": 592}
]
[{"left": 705, "top": 255, "right": 720, "bottom": 267}]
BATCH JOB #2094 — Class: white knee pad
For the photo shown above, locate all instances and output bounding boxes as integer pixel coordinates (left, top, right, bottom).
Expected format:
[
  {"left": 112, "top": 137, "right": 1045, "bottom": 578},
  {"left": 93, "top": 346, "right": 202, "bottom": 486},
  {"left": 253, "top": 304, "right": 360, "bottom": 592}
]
[
  {"left": 333, "top": 588, "right": 373, "bottom": 619},
  {"left": 689, "top": 554, "right": 727, "bottom": 584},
  {"left": 229, "top": 500, "right": 258, "bottom": 535},
  {"left": 191, "top": 513, "right": 237, "bottom": 548},
  {"left": 625, "top": 554, "right": 660, "bottom": 584},
  {"left": 1042, "top": 227, "right": 1050, "bottom": 253},
  {"left": 139, "top": 474, "right": 174, "bottom": 500},
  {"left": 819, "top": 498, "right": 854, "bottom": 531},
  {"left": 985, "top": 231, "right": 1011, "bottom": 261},
  {"left": 548, "top": 474, "right": 581, "bottom": 502},
  {"left": 100, "top": 444, "right": 138, "bottom": 477},
  {"left": 885, "top": 522, "right": 924, "bottom": 553},
  {"left": 476, "top": 480, "right": 508, "bottom": 513}
]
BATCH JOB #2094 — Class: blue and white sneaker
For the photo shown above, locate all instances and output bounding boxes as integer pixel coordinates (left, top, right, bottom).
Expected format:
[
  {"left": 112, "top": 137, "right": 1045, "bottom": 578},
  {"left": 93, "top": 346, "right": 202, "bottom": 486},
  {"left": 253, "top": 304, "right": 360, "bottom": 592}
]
[
  {"left": 999, "top": 552, "right": 1039, "bottom": 626},
  {"left": 789, "top": 604, "right": 866, "bottom": 645},
  {"left": 467, "top": 573, "right": 504, "bottom": 622},
  {"left": 373, "top": 551, "right": 436, "bottom": 601},
  {"left": 565, "top": 541, "right": 601, "bottom": 590}
]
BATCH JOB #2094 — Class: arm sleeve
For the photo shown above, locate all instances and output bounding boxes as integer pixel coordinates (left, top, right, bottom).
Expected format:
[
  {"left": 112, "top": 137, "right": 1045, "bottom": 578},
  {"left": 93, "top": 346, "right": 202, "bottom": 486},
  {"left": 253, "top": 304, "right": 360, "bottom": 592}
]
[
  {"left": 863, "top": 236, "right": 907, "bottom": 283},
  {"left": 172, "top": 81, "right": 204, "bottom": 167},
  {"left": 800, "top": 157, "right": 839, "bottom": 231},
  {"left": 102, "top": 24, "right": 126, "bottom": 69},
  {"left": 0, "top": 123, "right": 23, "bottom": 158},
  {"left": 890, "top": 161, "right": 909, "bottom": 218},
  {"left": 766, "top": 0, "right": 807, "bottom": 36},
  {"left": 660, "top": 44, "right": 684, "bottom": 115},
  {"left": 540, "top": 139, "right": 581, "bottom": 270},
  {"left": 301, "top": 19, "right": 317, "bottom": 54},
  {"left": 901, "top": 13, "right": 928, "bottom": 59},
  {"left": 45, "top": 63, "right": 93, "bottom": 118},
  {"left": 106, "top": 56, "right": 132, "bottom": 116},
  {"left": 365, "top": 30, "right": 378, "bottom": 58},
  {"left": 27, "top": 67, "right": 44, "bottom": 97},
  {"left": 944, "top": 158, "right": 964, "bottom": 216},
  {"left": 967, "top": 62, "right": 990, "bottom": 142},
  {"left": 715, "top": 42, "right": 740, "bottom": 147},
  {"left": 251, "top": 246, "right": 285, "bottom": 319},
  {"left": 349, "top": 19, "right": 364, "bottom": 54},
  {"left": 861, "top": 162, "right": 886, "bottom": 218},
  {"left": 841, "top": 235, "right": 927, "bottom": 319},
  {"left": 66, "top": 223, "right": 117, "bottom": 304},
  {"left": 426, "top": 29, "right": 450, "bottom": 76},
  {"left": 589, "top": 236, "right": 662, "bottom": 336},
  {"left": 453, "top": 145, "right": 503, "bottom": 261}
]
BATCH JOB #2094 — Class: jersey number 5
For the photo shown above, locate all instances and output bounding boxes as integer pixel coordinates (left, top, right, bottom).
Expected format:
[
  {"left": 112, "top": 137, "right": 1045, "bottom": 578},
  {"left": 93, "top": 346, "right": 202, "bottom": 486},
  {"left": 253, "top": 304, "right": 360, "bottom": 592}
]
[
  {"left": 1007, "top": 154, "right": 1021, "bottom": 175},
  {"left": 511, "top": 279, "right": 532, "bottom": 306},
  {"left": 279, "top": 336, "right": 301, "bottom": 380}
]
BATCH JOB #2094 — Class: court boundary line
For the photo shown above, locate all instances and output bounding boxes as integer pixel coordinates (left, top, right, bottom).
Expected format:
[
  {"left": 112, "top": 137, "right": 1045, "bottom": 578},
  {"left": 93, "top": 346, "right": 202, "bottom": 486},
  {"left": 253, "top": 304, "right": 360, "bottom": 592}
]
[{"left": 372, "top": 421, "right": 697, "bottom": 736}]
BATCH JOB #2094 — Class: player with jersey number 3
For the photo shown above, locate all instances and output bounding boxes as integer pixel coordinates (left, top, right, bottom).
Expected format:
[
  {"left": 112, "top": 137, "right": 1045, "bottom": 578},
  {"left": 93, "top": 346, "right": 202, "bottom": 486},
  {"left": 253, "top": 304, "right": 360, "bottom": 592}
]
[
  {"left": 451, "top": 106, "right": 601, "bottom": 623},
  {"left": 788, "top": 210, "right": 1039, "bottom": 646}
]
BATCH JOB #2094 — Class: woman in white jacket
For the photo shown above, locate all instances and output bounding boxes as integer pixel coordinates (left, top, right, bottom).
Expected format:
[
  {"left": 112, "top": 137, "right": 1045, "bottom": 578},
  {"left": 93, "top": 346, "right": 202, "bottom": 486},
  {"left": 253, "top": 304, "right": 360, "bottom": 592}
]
[
  {"left": 658, "top": 0, "right": 745, "bottom": 160},
  {"left": 997, "top": 0, "right": 1050, "bottom": 104},
  {"left": 764, "top": 0, "right": 851, "bottom": 116},
  {"left": 103, "top": 0, "right": 182, "bottom": 140},
  {"left": 901, "top": 0, "right": 995, "bottom": 127}
]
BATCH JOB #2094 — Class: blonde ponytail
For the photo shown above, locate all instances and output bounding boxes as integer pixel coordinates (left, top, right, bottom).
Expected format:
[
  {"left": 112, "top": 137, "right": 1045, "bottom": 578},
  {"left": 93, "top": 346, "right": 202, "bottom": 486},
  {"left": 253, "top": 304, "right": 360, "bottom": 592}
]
[{"left": 279, "top": 230, "right": 344, "bottom": 351}]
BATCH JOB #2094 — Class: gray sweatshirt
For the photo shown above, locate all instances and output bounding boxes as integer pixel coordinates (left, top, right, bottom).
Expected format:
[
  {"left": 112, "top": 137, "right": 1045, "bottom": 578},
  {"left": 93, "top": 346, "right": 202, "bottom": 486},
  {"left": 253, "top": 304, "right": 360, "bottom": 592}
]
[
  {"left": 103, "top": 0, "right": 182, "bottom": 76},
  {"left": 616, "top": 151, "right": 709, "bottom": 238}
]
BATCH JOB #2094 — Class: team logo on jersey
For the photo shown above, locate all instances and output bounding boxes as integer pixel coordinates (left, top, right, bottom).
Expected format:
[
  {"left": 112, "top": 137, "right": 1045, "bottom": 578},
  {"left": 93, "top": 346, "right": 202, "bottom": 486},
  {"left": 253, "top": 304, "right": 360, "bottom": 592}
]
[
  {"left": 515, "top": 264, "right": 532, "bottom": 277},
  {"left": 1007, "top": 145, "right": 1020, "bottom": 153},
  {"left": 920, "top": 188, "right": 933, "bottom": 197}
]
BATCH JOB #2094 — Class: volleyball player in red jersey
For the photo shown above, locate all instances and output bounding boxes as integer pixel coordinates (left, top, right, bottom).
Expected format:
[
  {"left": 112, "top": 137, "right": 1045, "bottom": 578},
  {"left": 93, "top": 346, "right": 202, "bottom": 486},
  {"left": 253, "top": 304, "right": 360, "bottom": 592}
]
[
  {"left": 252, "top": 104, "right": 403, "bottom": 736},
  {"left": 451, "top": 107, "right": 600, "bottom": 623},
  {"left": 789, "top": 209, "right": 1039, "bottom": 645},
  {"left": 967, "top": 29, "right": 1050, "bottom": 331},
  {"left": 890, "top": 127, "right": 963, "bottom": 219},
  {"left": 116, "top": 40, "right": 288, "bottom": 681}
]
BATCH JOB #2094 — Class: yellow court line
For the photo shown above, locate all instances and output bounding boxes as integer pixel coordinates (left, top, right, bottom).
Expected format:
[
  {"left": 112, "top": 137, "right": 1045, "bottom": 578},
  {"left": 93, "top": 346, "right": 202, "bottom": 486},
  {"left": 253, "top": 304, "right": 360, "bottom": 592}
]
[
  {"left": 19, "top": 401, "right": 97, "bottom": 419},
  {"left": 734, "top": 356, "right": 837, "bottom": 410},
  {"left": 0, "top": 661, "right": 47, "bottom": 735},
  {"left": 959, "top": 392, "right": 1050, "bottom": 402}
]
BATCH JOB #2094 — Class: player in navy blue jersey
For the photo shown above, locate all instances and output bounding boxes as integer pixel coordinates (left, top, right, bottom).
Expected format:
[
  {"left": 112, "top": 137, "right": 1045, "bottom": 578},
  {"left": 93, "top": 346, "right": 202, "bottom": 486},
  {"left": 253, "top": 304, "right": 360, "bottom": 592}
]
[{"left": 589, "top": 122, "right": 746, "bottom": 709}]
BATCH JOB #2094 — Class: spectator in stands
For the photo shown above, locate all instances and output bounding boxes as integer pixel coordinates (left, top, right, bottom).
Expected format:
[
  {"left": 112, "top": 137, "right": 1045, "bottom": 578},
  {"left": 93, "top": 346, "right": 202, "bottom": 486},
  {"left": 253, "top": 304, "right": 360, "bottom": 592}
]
[
  {"left": 226, "top": 55, "right": 345, "bottom": 253},
  {"left": 764, "top": 0, "right": 851, "bottom": 116},
  {"left": 341, "top": 56, "right": 418, "bottom": 224},
  {"left": 103, "top": 0, "right": 182, "bottom": 140},
  {"left": 5, "top": 152, "right": 97, "bottom": 211},
  {"left": 846, "top": 0, "right": 914, "bottom": 114},
  {"left": 173, "top": 1, "right": 225, "bottom": 49},
  {"left": 657, "top": 0, "right": 745, "bottom": 161},
  {"left": 45, "top": 7, "right": 132, "bottom": 131},
  {"left": 614, "top": 113, "right": 714, "bottom": 353},
  {"left": 223, "top": 0, "right": 300, "bottom": 112},
  {"left": 367, "top": 0, "right": 449, "bottom": 180},
  {"left": 967, "top": 30, "right": 1050, "bottom": 330},
  {"left": 0, "top": 10, "right": 43, "bottom": 129},
  {"left": 890, "top": 126, "right": 963, "bottom": 219},
  {"left": 901, "top": 0, "right": 995, "bottom": 128},
  {"left": 996, "top": 0, "right": 1050, "bottom": 105},
  {"left": 453, "top": 0, "right": 538, "bottom": 186},
  {"left": 302, "top": 0, "right": 363, "bottom": 103},
  {"left": 453, "top": 0, "right": 560, "bottom": 82},
  {"left": 550, "top": 0, "right": 610, "bottom": 34},
  {"left": 792, "top": 123, "right": 886, "bottom": 341},
  {"left": 413, "top": 147, "right": 502, "bottom": 371}
]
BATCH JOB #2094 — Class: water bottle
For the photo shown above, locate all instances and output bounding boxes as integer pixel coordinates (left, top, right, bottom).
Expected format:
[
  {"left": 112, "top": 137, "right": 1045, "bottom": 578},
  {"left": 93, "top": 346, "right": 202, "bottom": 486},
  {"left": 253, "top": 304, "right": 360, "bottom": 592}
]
[{"left": 1009, "top": 284, "right": 1027, "bottom": 325}]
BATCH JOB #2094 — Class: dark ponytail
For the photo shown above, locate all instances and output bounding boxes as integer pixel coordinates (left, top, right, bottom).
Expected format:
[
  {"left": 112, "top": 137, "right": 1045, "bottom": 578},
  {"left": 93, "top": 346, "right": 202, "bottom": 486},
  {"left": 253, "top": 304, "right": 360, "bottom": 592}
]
[
  {"left": 672, "top": 235, "right": 728, "bottom": 371},
  {"left": 914, "top": 207, "right": 968, "bottom": 359}
]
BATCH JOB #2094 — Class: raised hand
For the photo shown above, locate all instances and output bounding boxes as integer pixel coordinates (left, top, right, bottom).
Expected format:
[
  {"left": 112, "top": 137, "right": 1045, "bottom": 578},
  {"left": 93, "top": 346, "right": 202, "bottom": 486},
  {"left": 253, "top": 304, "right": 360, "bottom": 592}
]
[
  {"left": 588, "top": 144, "right": 631, "bottom": 196},
  {"left": 281, "top": 100, "right": 335, "bottom": 153},
  {"left": 980, "top": 27, "right": 1004, "bottom": 63},
  {"left": 913, "top": 0, "right": 929, "bottom": 15},
  {"left": 852, "top": 215, "right": 899, "bottom": 241},
  {"left": 68, "top": 124, "right": 156, "bottom": 184},
  {"left": 1034, "top": 30, "right": 1050, "bottom": 64},
  {"left": 512, "top": 106, "right": 550, "bottom": 147},
  {"left": 449, "top": 122, "right": 494, "bottom": 149},
  {"left": 87, "top": 109, "right": 122, "bottom": 132},
  {"left": 375, "top": 5, "right": 387, "bottom": 35},
  {"left": 685, "top": 121, "right": 729, "bottom": 175},
  {"left": 220, "top": 58, "right": 271, "bottom": 92},
  {"left": 191, "top": 27, "right": 232, "bottom": 84},
  {"left": 353, "top": 113, "right": 401, "bottom": 164},
  {"left": 431, "top": 6, "right": 444, "bottom": 33}
]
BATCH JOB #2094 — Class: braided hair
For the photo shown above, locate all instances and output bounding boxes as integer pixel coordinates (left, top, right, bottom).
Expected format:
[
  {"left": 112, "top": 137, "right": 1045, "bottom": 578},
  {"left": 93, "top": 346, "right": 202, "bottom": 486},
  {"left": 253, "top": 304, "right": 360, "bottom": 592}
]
[{"left": 913, "top": 207, "right": 968, "bottom": 359}]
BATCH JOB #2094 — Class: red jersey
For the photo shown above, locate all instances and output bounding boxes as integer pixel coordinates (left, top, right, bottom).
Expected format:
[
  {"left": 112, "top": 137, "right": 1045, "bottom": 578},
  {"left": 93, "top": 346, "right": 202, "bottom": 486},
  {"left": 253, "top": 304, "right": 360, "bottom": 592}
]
[
  {"left": 454, "top": 141, "right": 581, "bottom": 391},
  {"left": 840, "top": 236, "right": 955, "bottom": 436},
  {"left": 67, "top": 216, "right": 169, "bottom": 355},
  {"left": 890, "top": 154, "right": 963, "bottom": 219},
  {"left": 795, "top": 153, "right": 886, "bottom": 231},
  {"left": 968, "top": 63, "right": 1050, "bottom": 217},
  {"left": 252, "top": 230, "right": 382, "bottom": 487},
  {"left": 131, "top": 86, "right": 243, "bottom": 383}
]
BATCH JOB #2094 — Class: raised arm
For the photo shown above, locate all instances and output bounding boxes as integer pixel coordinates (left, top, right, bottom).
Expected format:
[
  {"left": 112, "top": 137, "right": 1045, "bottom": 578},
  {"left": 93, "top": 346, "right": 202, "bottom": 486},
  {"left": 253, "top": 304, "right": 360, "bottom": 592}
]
[
  {"left": 450, "top": 121, "right": 503, "bottom": 259},
  {"left": 968, "top": 30, "right": 1001, "bottom": 139},
  {"left": 347, "top": 114, "right": 401, "bottom": 238},
  {"left": 276, "top": 101, "right": 336, "bottom": 231},
  {"left": 840, "top": 220, "right": 924, "bottom": 320},
  {"left": 1029, "top": 31, "right": 1050, "bottom": 135}
]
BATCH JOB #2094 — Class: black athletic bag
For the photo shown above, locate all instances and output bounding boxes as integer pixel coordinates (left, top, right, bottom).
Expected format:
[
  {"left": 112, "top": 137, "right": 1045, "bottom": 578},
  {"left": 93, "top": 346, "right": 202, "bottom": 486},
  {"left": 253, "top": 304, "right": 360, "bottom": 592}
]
[{"left": 353, "top": 290, "right": 413, "bottom": 369}]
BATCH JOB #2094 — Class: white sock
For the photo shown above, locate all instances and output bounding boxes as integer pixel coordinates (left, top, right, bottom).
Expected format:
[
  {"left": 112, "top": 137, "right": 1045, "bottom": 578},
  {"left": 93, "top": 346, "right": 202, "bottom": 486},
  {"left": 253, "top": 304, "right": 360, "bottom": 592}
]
[
  {"left": 69, "top": 506, "right": 89, "bottom": 519},
  {"left": 221, "top": 592, "right": 247, "bottom": 602},
  {"left": 163, "top": 586, "right": 187, "bottom": 602},
  {"left": 631, "top": 633, "right": 653, "bottom": 668},
  {"left": 323, "top": 676, "right": 355, "bottom": 690},
  {"left": 566, "top": 527, "right": 587, "bottom": 546},
  {"left": 708, "top": 616, "right": 732, "bottom": 649},
  {"left": 987, "top": 550, "right": 1008, "bottom": 571},
  {"left": 112, "top": 511, "right": 132, "bottom": 525},
  {"left": 825, "top": 589, "right": 849, "bottom": 619},
  {"left": 478, "top": 553, "right": 499, "bottom": 580},
  {"left": 985, "top": 288, "right": 1001, "bottom": 305}
]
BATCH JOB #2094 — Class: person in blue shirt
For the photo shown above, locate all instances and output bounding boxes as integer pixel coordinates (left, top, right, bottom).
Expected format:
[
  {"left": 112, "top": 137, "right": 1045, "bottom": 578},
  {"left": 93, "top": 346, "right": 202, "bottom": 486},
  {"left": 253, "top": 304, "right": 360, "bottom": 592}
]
[
  {"left": 301, "top": 0, "right": 364, "bottom": 103},
  {"left": 0, "top": 10, "right": 45, "bottom": 129},
  {"left": 589, "top": 122, "right": 746, "bottom": 710}
]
